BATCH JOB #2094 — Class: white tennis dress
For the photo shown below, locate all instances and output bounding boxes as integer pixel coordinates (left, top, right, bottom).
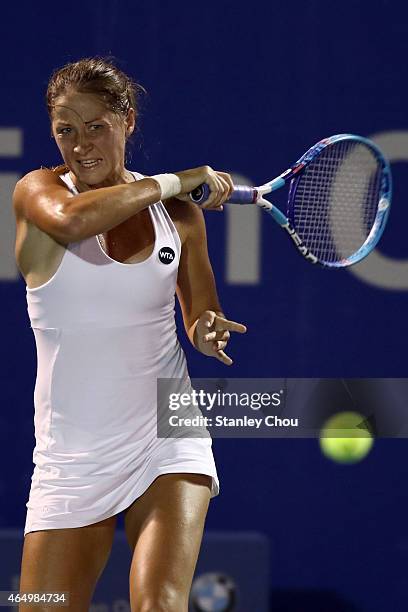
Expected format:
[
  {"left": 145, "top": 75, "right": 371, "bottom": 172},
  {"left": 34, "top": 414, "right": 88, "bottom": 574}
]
[{"left": 23, "top": 171, "right": 219, "bottom": 537}]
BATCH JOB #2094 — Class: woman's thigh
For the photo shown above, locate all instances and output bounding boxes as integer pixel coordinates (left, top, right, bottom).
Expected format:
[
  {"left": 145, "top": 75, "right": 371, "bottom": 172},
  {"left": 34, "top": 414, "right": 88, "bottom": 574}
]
[
  {"left": 124, "top": 473, "right": 212, "bottom": 612},
  {"left": 19, "top": 515, "right": 117, "bottom": 612}
]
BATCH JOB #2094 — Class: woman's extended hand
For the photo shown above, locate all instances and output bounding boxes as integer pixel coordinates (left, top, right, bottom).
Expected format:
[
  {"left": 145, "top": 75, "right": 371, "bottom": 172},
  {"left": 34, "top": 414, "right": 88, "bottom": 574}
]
[
  {"left": 194, "top": 310, "right": 247, "bottom": 365},
  {"left": 175, "top": 166, "right": 234, "bottom": 211}
]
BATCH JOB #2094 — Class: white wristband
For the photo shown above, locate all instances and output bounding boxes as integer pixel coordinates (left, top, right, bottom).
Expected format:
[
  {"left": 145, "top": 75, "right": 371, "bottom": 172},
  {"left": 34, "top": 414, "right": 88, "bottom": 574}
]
[{"left": 151, "top": 173, "right": 182, "bottom": 200}]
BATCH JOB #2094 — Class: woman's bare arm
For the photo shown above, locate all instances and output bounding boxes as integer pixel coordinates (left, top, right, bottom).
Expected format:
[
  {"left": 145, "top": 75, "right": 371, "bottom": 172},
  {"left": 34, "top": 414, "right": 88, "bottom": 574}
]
[
  {"left": 12, "top": 169, "right": 161, "bottom": 245},
  {"left": 13, "top": 165, "right": 231, "bottom": 245},
  {"left": 175, "top": 200, "right": 246, "bottom": 365}
]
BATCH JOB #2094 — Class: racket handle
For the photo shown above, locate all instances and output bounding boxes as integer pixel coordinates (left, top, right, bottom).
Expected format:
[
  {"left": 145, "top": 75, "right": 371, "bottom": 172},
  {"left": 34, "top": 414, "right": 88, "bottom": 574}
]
[{"left": 190, "top": 183, "right": 258, "bottom": 205}]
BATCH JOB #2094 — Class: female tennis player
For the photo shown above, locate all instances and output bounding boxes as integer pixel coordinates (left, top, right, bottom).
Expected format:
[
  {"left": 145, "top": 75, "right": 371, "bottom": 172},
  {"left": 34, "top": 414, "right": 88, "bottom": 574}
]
[{"left": 13, "top": 57, "right": 246, "bottom": 612}]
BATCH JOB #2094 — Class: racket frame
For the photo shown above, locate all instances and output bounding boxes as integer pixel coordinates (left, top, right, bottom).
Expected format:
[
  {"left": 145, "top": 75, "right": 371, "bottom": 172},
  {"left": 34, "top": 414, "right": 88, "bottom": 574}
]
[
  {"left": 191, "top": 133, "right": 392, "bottom": 268},
  {"left": 270, "top": 134, "right": 392, "bottom": 267}
]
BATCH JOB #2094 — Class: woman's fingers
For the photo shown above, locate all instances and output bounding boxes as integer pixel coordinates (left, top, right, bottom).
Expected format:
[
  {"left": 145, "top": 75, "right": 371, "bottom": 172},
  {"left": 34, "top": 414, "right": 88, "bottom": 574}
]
[
  {"left": 202, "top": 314, "right": 246, "bottom": 343},
  {"left": 203, "top": 311, "right": 217, "bottom": 329},
  {"left": 214, "top": 349, "right": 233, "bottom": 366},
  {"left": 204, "top": 330, "right": 230, "bottom": 342},
  {"left": 213, "top": 339, "right": 228, "bottom": 351},
  {"left": 198, "top": 311, "right": 245, "bottom": 365},
  {"left": 217, "top": 171, "right": 235, "bottom": 199},
  {"left": 202, "top": 175, "right": 224, "bottom": 209},
  {"left": 204, "top": 330, "right": 217, "bottom": 342},
  {"left": 175, "top": 166, "right": 234, "bottom": 210},
  {"left": 201, "top": 176, "right": 225, "bottom": 209},
  {"left": 214, "top": 316, "right": 247, "bottom": 334},
  {"left": 201, "top": 171, "right": 234, "bottom": 211}
]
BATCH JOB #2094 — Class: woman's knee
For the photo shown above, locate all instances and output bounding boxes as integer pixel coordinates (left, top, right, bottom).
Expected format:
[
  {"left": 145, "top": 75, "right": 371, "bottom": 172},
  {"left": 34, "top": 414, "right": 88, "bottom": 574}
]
[{"left": 131, "top": 583, "right": 188, "bottom": 612}]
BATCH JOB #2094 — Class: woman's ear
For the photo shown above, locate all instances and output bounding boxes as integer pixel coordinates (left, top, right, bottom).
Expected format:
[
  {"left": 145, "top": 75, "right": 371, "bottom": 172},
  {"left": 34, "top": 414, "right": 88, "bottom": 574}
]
[{"left": 125, "top": 107, "right": 136, "bottom": 138}]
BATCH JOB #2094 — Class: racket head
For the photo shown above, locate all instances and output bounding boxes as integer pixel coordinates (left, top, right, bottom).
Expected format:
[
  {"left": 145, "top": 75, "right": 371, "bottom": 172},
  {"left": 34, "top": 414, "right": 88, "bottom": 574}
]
[{"left": 286, "top": 134, "right": 391, "bottom": 267}]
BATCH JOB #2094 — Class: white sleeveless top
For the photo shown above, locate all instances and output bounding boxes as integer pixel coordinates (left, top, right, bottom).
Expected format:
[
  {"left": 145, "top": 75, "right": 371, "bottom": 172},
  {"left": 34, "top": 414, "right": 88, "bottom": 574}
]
[{"left": 24, "top": 171, "right": 219, "bottom": 536}]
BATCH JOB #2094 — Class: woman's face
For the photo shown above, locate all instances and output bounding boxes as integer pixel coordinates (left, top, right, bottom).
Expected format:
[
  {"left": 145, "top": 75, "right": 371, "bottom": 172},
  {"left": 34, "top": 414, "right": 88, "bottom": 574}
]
[{"left": 51, "top": 89, "right": 135, "bottom": 188}]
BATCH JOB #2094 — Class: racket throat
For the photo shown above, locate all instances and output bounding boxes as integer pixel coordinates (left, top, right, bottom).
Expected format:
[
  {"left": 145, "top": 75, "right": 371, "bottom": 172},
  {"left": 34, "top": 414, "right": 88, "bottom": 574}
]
[{"left": 283, "top": 223, "right": 318, "bottom": 264}]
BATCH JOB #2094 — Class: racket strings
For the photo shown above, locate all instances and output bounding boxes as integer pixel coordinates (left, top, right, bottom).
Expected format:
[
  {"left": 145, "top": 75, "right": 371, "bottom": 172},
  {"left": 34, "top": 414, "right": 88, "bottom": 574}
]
[{"left": 292, "top": 141, "right": 382, "bottom": 263}]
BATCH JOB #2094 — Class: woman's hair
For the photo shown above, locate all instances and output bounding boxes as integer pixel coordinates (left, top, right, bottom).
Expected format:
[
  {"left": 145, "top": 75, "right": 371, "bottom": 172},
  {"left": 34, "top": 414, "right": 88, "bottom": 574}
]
[{"left": 46, "top": 56, "right": 146, "bottom": 171}]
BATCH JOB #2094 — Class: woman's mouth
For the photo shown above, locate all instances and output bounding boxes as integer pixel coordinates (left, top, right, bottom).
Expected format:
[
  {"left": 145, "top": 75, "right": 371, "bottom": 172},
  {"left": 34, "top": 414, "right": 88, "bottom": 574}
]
[{"left": 77, "top": 159, "right": 102, "bottom": 169}]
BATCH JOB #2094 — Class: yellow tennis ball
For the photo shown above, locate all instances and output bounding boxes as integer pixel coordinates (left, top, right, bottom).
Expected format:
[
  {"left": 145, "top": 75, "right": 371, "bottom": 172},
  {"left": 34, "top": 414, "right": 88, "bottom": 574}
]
[{"left": 319, "top": 411, "right": 374, "bottom": 464}]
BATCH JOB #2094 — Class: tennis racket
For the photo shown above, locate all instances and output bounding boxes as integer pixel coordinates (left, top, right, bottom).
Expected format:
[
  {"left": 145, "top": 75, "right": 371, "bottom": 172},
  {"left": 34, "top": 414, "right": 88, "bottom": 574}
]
[{"left": 189, "top": 134, "right": 391, "bottom": 267}]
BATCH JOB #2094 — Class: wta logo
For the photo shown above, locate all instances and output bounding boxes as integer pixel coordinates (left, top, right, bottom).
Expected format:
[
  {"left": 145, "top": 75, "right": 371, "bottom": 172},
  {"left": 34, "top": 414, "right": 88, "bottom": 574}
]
[{"left": 158, "top": 247, "right": 175, "bottom": 264}]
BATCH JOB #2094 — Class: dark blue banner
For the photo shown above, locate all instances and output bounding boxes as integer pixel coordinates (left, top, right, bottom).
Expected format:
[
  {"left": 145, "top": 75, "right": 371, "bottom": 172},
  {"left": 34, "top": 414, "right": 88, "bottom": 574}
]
[{"left": 1, "top": 1, "right": 408, "bottom": 610}]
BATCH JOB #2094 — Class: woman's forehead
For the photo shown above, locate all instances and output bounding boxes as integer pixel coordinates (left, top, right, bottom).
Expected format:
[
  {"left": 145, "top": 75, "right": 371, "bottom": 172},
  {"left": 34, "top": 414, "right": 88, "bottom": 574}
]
[{"left": 52, "top": 92, "right": 109, "bottom": 122}]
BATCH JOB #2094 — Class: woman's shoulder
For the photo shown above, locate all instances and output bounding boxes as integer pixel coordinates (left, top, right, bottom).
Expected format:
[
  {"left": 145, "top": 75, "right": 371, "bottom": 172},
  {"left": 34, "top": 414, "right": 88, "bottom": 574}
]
[
  {"left": 19, "top": 165, "right": 69, "bottom": 184},
  {"left": 15, "top": 166, "right": 71, "bottom": 202},
  {"left": 163, "top": 197, "right": 202, "bottom": 222},
  {"left": 162, "top": 197, "right": 205, "bottom": 248}
]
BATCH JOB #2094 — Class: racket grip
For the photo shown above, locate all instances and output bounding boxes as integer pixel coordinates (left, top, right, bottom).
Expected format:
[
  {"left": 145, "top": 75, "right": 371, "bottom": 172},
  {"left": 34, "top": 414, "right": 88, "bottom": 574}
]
[{"left": 190, "top": 184, "right": 258, "bottom": 205}]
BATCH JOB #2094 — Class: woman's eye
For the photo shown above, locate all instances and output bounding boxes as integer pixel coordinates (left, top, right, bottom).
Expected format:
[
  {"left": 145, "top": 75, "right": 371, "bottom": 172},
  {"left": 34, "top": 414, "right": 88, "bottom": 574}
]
[{"left": 56, "top": 125, "right": 103, "bottom": 135}]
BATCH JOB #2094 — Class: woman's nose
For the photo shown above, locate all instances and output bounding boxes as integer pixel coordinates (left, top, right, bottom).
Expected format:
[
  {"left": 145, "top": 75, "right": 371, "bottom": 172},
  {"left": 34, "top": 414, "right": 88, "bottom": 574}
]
[{"left": 73, "top": 132, "right": 93, "bottom": 154}]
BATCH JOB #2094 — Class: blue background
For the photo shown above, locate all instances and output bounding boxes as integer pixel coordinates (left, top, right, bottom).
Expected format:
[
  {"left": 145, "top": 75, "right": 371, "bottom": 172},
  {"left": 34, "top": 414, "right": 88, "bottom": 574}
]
[{"left": 1, "top": 0, "right": 408, "bottom": 609}]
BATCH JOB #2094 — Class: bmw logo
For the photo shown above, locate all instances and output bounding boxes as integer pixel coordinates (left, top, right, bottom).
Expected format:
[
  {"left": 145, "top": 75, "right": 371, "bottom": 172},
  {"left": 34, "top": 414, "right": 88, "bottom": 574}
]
[{"left": 189, "top": 572, "right": 237, "bottom": 611}]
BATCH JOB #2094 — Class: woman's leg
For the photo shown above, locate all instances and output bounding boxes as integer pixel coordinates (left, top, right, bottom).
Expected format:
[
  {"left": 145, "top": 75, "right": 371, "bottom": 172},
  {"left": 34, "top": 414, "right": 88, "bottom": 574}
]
[
  {"left": 19, "top": 514, "right": 118, "bottom": 611},
  {"left": 124, "top": 473, "right": 212, "bottom": 612}
]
